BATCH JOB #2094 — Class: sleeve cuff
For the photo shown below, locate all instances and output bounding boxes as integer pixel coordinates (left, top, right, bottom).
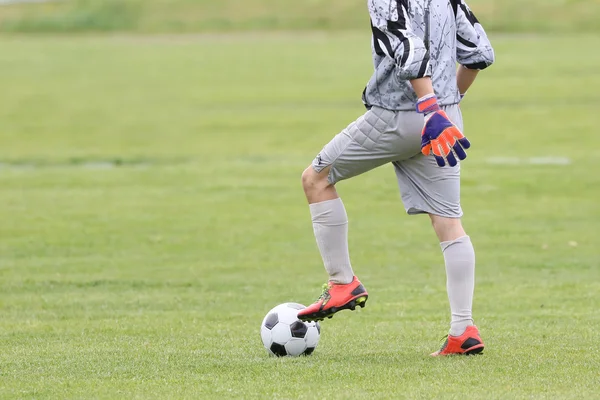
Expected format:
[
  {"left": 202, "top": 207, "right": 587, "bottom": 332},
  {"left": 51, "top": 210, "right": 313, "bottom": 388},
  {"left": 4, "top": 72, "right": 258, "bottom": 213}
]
[{"left": 462, "top": 61, "right": 490, "bottom": 70}]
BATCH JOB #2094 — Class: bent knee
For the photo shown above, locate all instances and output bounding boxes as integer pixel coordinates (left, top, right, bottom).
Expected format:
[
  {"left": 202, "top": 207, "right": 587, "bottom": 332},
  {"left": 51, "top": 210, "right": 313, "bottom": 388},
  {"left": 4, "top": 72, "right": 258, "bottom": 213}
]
[{"left": 301, "top": 165, "right": 331, "bottom": 192}]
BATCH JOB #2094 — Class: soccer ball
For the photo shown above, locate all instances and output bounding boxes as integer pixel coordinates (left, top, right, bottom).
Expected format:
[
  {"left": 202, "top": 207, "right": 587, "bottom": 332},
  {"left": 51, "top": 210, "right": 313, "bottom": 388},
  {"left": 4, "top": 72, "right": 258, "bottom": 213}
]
[{"left": 260, "top": 303, "right": 321, "bottom": 357}]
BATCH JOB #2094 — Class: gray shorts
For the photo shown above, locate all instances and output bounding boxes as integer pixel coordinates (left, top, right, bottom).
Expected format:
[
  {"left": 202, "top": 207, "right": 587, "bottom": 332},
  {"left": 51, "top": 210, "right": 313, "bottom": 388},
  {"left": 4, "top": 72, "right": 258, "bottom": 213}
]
[{"left": 312, "top": 105, "right": 464, "bottom": 218}]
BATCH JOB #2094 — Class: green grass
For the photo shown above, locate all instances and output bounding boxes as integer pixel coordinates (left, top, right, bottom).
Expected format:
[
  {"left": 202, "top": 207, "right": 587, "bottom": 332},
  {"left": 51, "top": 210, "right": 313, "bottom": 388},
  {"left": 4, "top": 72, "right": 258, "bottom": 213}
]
[
  {"left": 0, "top": 0, "right": 598, "bottom": 33},
  {"left": 1, "top": 32, "right": 600, "bottom": 398}
]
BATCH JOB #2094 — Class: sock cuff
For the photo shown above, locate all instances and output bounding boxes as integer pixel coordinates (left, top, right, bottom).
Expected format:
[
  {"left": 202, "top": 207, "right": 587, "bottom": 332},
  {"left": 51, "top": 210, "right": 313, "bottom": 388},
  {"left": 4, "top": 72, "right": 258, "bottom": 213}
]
[
  {"left": 440, "top": 235, "right": 470, "bottom": 252},
  {"left": 309, "top": 198, "right": 342, "bottom": 210},
  {"left": 309, "top": 198, "right": 347, "bottom": 226}
]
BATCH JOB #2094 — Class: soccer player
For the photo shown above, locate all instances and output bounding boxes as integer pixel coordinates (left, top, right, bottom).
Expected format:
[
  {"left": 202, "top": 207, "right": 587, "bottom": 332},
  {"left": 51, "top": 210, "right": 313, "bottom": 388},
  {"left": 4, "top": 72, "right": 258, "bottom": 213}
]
[{"left": 296, "top": 0, "right": 494, "bottom": 356}]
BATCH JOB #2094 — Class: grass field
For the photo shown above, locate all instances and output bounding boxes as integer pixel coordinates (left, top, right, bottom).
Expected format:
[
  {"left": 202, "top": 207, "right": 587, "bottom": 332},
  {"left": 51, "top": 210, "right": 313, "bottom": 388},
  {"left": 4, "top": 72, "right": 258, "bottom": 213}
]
[{"left": 1, "top": 32, "right": 600, "bottom": 398}]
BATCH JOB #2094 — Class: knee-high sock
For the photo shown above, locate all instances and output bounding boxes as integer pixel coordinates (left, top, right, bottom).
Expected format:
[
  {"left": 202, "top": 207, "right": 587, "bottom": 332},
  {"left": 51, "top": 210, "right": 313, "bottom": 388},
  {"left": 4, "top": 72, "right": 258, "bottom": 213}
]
[
  {"left": 309, "top": 198, "right": 354, "bottom": 284},
  {"left": 440, "top": 235, "right": 475, "bottom": 336}
]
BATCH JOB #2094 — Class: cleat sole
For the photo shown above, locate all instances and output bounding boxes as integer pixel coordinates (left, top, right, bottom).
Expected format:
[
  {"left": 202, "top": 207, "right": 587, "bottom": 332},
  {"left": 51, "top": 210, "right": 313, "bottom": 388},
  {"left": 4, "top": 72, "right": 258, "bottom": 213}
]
[
  {"left": 356, "top": 296, "right": 367, "bottom": 307},
  {"left": 434, "top": 345, "right": 484, "bottom": 357},
  {"left": 465, "top": 346, "right": 484, "bottom": 356}
]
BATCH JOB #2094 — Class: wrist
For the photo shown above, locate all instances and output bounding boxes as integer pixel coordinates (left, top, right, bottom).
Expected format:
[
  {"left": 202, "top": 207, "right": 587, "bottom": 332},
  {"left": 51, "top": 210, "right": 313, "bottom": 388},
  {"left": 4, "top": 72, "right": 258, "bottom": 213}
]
[{"left": 416, "top": 93, "right": 441, "bottom": 114}]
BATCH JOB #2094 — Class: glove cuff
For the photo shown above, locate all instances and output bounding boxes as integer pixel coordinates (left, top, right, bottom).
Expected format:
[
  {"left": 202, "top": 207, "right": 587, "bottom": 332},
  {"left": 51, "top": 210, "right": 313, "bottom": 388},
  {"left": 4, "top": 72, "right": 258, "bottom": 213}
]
[{"left": 416, "top": 94, "right": 441, "bottom": 114}]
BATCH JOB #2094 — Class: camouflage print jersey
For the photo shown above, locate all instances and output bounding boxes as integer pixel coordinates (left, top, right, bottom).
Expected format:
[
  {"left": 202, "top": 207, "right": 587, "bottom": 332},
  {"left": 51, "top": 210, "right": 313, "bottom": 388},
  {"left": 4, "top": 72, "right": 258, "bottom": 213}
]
[{"left": 362, "top": 0, "right": 495, "bottom": 111}]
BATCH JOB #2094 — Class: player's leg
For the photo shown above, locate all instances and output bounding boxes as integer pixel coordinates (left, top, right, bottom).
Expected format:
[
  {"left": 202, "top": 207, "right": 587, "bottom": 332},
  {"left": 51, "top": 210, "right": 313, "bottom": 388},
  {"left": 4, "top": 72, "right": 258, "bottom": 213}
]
[
  {"left": 301, "top": 165, "right": 353, "bottom": 285},
  {"left": 394, "top": 158, "right": 484, "bottom": 355},
  {"left": 430, "top": 216, "right": 472, "bottom": 338},
  {"left": 298, "top": 107, "right": 404, "bottom": 322},
  {"left": 429, "top": 214, "right": 483, "bottom": 355},
  {"left": 393, "top": 104, "right": 484, "bottom": 355}
]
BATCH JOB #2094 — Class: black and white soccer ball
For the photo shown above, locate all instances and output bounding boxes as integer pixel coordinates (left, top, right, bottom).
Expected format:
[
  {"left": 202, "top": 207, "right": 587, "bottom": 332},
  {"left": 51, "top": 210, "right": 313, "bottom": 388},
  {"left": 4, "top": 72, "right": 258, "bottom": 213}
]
[{"left": 260, "top": 303, "right": 321, "bottom": 357}]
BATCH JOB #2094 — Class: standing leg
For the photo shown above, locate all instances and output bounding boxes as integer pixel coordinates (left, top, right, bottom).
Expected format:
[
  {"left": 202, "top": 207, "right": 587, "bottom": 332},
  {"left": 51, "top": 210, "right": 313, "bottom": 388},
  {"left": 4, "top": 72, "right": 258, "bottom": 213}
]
[
  {"left": 429, "top": 215, "right": 474, "bottom": 336},
  {"left": 392, "top": 103, "right": 484, "bottom": 355},
  {"left": 428, "top": 215, "right": 483, "bottom": 355}
]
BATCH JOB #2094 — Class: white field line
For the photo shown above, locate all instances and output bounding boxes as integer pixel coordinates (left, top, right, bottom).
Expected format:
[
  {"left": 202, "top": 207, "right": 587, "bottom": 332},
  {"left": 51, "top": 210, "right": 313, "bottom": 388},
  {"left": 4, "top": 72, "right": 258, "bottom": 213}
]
[
  {"left": 0, "top": 156, "right": 573, "bottom": 171},
  {"left": 486, "top": 157, "right": 571, "bottom": 166}
]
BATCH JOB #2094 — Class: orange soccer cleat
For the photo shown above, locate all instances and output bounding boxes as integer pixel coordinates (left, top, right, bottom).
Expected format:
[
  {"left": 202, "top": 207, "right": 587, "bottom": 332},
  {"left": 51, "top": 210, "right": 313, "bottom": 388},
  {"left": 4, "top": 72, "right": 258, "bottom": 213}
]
[
  {"left": 431, "top": 325, "right": 485, "bottom": 356},
  {"left": 297, "top": 276, "right": 368, "bottom": 322}
]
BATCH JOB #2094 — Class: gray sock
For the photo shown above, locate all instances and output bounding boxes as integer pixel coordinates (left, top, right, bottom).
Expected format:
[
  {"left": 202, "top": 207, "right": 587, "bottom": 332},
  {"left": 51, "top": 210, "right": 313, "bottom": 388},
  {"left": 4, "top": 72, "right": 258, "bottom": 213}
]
[
  {"left": 309, "top": 198, "right": 354, "bottom": 284},
  {"left": 440, "top": 235, "right": 475, "bottom": 336}
]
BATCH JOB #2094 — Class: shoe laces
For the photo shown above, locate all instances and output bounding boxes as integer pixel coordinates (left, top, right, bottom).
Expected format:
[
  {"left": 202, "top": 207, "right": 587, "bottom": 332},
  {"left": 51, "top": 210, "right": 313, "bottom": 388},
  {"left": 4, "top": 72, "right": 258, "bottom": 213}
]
[
  {"left": 318, "top": 283, "right": 331, "bottom": 300},
  {"left": 438, "top": 335, "right": 449, "bottom": 351}
]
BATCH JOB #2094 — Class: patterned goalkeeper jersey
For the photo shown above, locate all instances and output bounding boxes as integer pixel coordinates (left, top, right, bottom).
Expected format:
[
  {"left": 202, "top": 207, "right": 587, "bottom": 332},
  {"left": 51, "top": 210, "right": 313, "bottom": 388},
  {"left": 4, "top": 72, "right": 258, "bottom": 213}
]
[{"left": 362, "top": 0, "right": 495, "bottom": 111}]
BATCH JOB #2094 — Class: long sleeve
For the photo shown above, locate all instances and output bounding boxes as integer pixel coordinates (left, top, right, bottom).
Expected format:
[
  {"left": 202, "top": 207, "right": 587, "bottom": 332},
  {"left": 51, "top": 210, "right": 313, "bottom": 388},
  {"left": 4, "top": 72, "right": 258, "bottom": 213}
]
[
  {"left": 454, "top": 0, "right": 495, "bottom": 70},
  {"left": 369, "top": 0, "right": 432, "bottom": 80}
]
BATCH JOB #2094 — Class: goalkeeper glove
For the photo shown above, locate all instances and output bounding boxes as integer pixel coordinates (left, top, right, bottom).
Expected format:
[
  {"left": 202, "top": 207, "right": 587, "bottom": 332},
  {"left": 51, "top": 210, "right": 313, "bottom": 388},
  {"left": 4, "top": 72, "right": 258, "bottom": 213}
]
[{"left": 416, "top": 94, "right": 471, "bottom": 167}]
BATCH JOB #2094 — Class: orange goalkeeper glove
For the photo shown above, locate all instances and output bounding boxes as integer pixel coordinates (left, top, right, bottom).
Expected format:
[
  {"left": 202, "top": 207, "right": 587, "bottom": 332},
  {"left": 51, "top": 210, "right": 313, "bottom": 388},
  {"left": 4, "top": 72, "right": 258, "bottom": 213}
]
[{"left": 416, "top": 94, "right": 471, "bottom": 167}]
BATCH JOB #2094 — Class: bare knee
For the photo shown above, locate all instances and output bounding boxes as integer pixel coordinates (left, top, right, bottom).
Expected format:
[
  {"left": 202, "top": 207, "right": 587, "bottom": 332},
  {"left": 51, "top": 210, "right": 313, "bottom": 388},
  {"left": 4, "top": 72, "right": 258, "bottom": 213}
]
[
  {"left": 429, "top": 214, "right": 467, "bottom": 243},
  {"left": 301, "top": 166, "right": 337, "bottom": 203},
  {"left": 302, "top": 166, "right": 327, "bottom": 192}
]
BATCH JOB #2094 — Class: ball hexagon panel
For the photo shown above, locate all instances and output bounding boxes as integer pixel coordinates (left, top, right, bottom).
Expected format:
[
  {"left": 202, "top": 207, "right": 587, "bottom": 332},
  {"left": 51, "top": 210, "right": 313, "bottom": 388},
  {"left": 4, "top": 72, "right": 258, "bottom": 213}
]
[
  {"left": 277, "top": 307, "right": 301, "bottom": 326},
  {"left": 290, "top": 321, "right": 308, "bottom": 338},
  {"left": 260, "top": 325, "right": 272, "bottom": 348},
  {"left": 271, "top": 304, "right": 292, "bottom": 315},
  {"left": 270, "top": 342, "right": 288, "bottom": 357},
  {"left": 270, "top": 323, "right": 292, "bottom": 344},
  {"left": 263, "top": 313, "right": 278, "bottom": 330},
  {"left": 284, "top": 338, "right": 307, "bottom": 357},
  {"left": 305, "top": 325, "right": 320, "bottom": 348}
]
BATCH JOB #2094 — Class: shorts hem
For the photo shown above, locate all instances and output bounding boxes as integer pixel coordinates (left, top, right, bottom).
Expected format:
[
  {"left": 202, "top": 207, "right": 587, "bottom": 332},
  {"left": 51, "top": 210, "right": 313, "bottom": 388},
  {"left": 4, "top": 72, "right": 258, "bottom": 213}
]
[
  {"left": 310, "top": 163, "right": 339, "bottom": 185},
  {"left": 405, "top": 206, "right": 463, "bottom": 218}
]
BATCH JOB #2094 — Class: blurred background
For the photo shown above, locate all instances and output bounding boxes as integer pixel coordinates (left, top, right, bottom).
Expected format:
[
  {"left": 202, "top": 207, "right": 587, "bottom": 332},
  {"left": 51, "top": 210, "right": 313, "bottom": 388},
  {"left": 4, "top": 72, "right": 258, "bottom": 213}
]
[
  {"left": 0, "top": 0, "right": 599, "bottom": 399},
  {"left": 0, "top": 0, "right": 599, "bottom": 32}
]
